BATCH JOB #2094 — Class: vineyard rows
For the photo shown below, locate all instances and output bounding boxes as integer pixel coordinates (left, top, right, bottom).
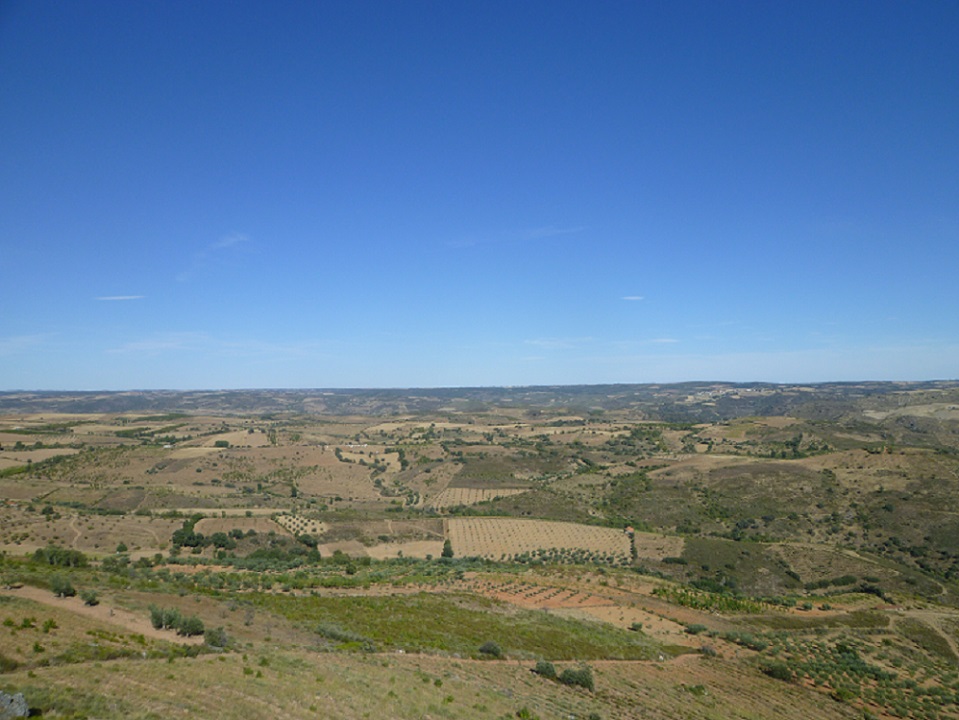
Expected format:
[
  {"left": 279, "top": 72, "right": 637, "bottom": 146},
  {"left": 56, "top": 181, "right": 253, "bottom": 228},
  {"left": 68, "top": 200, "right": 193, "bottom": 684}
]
[
  {"left": 428, "top": 487, "right": 527, "bottom": 509},
  {"left": 447, "top": 518, "right": 631, "bottom": 564}
]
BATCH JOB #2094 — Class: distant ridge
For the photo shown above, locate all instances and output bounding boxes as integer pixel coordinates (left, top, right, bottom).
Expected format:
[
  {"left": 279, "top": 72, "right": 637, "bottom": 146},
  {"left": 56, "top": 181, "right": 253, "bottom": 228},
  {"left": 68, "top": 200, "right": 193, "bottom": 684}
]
[{"left": 1, "top": 381, "right": 956, "bottom": 421}]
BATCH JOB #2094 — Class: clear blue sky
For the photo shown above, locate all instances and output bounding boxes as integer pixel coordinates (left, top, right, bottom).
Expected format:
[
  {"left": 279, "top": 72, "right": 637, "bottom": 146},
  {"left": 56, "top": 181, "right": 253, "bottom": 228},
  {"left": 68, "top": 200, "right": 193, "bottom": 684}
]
[{"left": 2, "top": 1, "right": 957, "bottom": 390}]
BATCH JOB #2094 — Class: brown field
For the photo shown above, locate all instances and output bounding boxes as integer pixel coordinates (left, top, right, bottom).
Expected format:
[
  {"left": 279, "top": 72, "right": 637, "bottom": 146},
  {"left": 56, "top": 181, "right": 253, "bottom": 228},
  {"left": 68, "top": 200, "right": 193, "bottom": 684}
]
[
  {"left": 194, "top": 516, "right": 287, "bottom": 536},
  {"left": 364, "top": 539, "right": 445, "bottom": 559},
  {"left": 427, "top": 486, "right": 528, "bottom": 509},
  {"left": 447, "top": 518, "right": 634, "bottom": 561},
  {"left": 273, "top": 514, "right": 326, "bottom": 536},
  {"left": 0, "top": 448, "right": 81, "bottom": 468},
  {"left": 0, "top": 505, "right": 182, "bottom": 555}
]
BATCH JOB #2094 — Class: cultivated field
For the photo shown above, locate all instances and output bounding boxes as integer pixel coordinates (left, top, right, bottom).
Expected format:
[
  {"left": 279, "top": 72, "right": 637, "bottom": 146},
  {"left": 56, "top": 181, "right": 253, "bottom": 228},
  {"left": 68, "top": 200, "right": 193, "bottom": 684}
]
[
  {"left": 427, "top": 486, "right": 528, "bottom": 509},
  {"left": 447, "top": 518, "right": 633, "bottom": 563}
]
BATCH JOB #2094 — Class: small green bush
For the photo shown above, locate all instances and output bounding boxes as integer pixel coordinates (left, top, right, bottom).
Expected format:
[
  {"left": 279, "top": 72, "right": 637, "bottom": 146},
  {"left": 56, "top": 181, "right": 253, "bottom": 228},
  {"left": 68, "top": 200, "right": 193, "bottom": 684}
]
[
  {"left": 80, "top": 590, "right": 99, "bottom": 606},
  {"left": 478, "top": 640, "right": 503, "bottom": 658},
  {"left": 760, "top": 661, "right": 793, "bottom": 682},
  {"left": 532, "top": 660, "right": 556, "bottom": 678},
  {"left": 558, "top": 665, "right": 595, "bottom": 692},
  {"left": 204, "top": 626, "right": 229, "bottom": 648},
  {"left": 177, "top": 615, "right": 205, "bottom": 637}
]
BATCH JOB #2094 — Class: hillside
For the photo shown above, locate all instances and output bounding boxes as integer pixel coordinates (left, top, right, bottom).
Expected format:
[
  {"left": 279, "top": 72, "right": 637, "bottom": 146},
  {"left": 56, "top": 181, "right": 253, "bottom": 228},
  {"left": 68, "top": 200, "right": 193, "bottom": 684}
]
[{"left": 1, "top": 382, "right": 958, "bottom": 718}]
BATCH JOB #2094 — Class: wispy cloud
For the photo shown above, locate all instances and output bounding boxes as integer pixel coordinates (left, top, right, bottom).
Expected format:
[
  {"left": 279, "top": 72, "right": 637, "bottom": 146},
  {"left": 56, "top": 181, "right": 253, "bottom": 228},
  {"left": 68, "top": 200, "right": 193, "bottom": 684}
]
[
  {"left": 0, "top": 334, "right": 47, "bottom": 356},
  {"left": 177, "top": 233, "right": 251, "bottom": 282},
  {"left": 210, "top": 234, "right": 249, "bottom": 251},
  {"left": 650, "top": 338, "right": 679, "bottom": 344},
  {"left": 96, "top": 295, "right": 144, "bottom": 302},
  {"left": 622, "top": 295, "right": 644, "bottom": 301},
  {"left": 524, "top": 337, "right": 593, "bottom": 350}
]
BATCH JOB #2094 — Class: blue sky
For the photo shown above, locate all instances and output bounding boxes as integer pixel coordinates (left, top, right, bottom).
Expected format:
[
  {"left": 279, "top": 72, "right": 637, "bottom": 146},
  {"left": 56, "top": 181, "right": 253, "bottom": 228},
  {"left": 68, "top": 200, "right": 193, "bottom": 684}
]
[{"left": 1, "top": 1, "right": 957, "bottom": 390}]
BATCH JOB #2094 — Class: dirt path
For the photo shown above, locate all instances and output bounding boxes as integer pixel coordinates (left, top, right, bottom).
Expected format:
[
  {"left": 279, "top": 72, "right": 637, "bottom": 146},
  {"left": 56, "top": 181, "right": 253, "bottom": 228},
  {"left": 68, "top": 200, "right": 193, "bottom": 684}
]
[
  {"left": 67, "top": 514, "right": 84, "bottom": 549},
  {"left": 0, "top": 585, "right": 203, "bottom": 645}
]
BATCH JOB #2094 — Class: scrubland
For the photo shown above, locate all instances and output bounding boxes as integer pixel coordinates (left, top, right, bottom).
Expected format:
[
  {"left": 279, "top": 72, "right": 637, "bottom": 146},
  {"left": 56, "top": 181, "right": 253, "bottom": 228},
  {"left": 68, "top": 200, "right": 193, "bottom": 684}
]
[{"left": 2, "top": 381, "right": 959, "bottom": 718}]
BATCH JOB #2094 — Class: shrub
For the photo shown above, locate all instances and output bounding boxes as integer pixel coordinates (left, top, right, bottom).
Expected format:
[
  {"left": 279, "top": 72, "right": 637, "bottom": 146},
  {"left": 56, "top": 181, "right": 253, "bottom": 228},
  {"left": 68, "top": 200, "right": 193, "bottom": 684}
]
[
  {"left": 205, "top": 626, "right": 229, "bottom": 648},
  {"left": 558, "top": 665, "right": 595, "bottom": 692},
  {"left": 149, "top": 605, "right": 182, "bottom": 631},
  {"left": 176, "top": 615, "right": 205, "bottom": 637},
  {"left": 478, "top": 641, "right": 503, "bottom": 658},
  {"left": 80, "top": 590, "right": 99, "bottom": 606},
  {"left": 532, "top": 660, "right": 556, "bottom": 679},
  {"left": 314, "top": 622, "right": 376, "bottom": 652},
  {"left": 760, "top": 661, "right": 793, "bottom": 682},
  {"left": 50, "top": 575, "right": 76, "bottom": 598},
  {"left": 0, "top": 653, "right": 20, "bottom": 673}
]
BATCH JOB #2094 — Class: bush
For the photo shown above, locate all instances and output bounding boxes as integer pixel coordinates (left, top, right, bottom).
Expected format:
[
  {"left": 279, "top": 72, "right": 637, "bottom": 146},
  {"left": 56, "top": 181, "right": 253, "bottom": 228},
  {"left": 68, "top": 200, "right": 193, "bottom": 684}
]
[
  {"left": 205, "top": 626, "right": 229, "bottom": 649},
  {"left": 50, "top": 575, "right": 76, "bottom": 598},
  {"left": 478, "top": 641, "right": 503, "bottom": 658},
  {"left": 532, "top": 660, "right": 556, "bottom": 679},
  {"left": 149, "top": 605, "right": 182, "bottom": 631},
  {"left": 176, "top": 615, "right": 205, "bottom": 637},
  {"left": 80, "top": 589, "right": 99, "bottom": 606},
  {"left": 558, "top": 665, "right": 595, "bottom": 692},
  {"left": 314, "top": 622, "right": 376, "bottom": 652},
  {"left": 760, "top": 661, "right": 793, "bottom": 682}
]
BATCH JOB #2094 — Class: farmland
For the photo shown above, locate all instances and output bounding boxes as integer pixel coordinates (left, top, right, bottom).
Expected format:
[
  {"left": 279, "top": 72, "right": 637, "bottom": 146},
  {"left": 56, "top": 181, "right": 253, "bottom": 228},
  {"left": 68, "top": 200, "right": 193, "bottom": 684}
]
[
  {"left": 1, "top": 381, "right": 959, "bottom": 718},
  {"left": 447, "top": 518, "right": 634, "bottom": 565}
]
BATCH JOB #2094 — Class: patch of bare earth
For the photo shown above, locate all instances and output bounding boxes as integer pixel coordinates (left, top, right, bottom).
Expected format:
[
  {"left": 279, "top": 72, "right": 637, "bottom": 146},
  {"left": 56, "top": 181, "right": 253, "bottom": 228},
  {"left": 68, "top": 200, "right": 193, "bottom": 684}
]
[{"left": 1, "top": 585, "right": 203, "bottom": 645}]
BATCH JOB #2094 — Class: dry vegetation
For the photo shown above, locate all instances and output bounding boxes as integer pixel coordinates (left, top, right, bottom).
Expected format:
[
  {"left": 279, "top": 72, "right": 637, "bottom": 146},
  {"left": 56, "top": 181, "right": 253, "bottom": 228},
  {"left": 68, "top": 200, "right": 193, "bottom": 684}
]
[{"left": 1, "top": 382, "right": 959, "bottom": 718}]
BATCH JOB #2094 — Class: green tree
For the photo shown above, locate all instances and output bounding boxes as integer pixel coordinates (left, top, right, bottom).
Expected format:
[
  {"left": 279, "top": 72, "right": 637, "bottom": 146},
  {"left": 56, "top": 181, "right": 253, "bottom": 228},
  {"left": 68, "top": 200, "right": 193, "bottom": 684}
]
[
  {"left": 50, "top": 575, "right": 76, "bottom": 598},
  {"left": 442, "top": 539, "right": 454, "bottom": 558},
  {"left": 177, "top": 615, "right": 205, "bottom": 637}
]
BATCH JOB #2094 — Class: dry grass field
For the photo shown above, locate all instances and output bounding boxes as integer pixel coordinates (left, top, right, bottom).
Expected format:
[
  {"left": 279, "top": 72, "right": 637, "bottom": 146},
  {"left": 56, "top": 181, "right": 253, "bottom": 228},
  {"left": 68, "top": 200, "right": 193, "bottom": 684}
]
[
  {"left": 0, "top": 505, "right": 182, "bottom": 556},
  {"left": 195, "top": 516, "right": 288, "bottom": 536}
]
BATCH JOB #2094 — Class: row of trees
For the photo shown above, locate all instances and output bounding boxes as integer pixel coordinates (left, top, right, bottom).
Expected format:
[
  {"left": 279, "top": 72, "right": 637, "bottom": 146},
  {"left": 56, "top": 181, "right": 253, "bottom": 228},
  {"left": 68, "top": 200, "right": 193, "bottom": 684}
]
[{"left": 148, "top": 605, "right": 205, "bottom": 637}]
